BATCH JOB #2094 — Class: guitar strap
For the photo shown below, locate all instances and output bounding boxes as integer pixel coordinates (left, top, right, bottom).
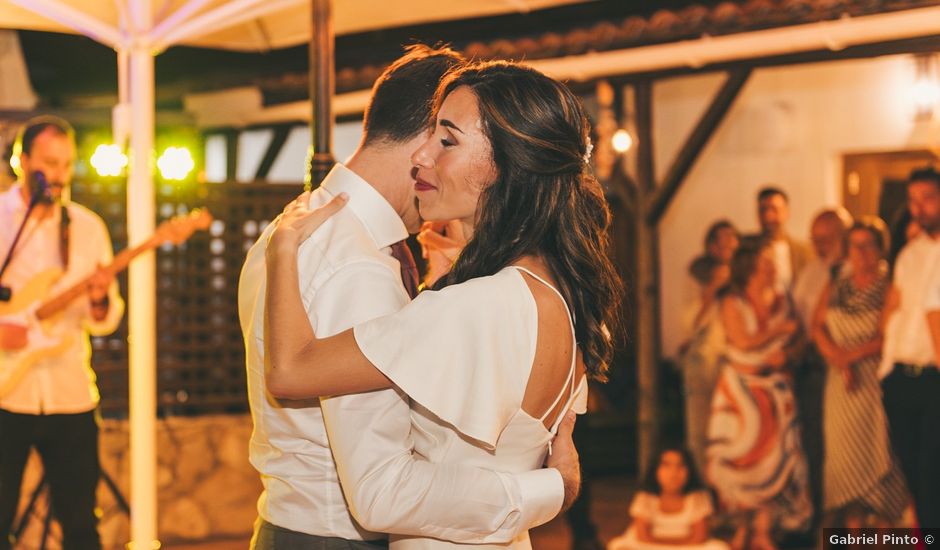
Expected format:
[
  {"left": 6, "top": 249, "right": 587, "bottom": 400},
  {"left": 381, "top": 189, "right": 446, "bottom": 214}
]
[
  {"left": 59, "top": 202, "right": 70, "bottom": 270},
  {"left": 0, "top": 195, "right": 46, "bottom": 285},
  {"left": 0, "top": 206, "right": 70, "bottom": 277}
]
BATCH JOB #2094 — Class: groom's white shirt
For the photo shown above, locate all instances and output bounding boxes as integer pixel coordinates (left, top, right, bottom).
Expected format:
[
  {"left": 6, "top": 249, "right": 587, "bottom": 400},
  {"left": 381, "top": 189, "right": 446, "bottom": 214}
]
[{"left": 238, "top": 164, "right": 563, "bottom": 542}]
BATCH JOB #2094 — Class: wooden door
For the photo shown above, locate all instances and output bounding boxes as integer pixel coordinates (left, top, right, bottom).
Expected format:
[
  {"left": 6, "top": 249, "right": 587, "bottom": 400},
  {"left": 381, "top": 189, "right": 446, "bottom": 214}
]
[{"left": 842, "top": 150, "right": 938, "bottom": 224}]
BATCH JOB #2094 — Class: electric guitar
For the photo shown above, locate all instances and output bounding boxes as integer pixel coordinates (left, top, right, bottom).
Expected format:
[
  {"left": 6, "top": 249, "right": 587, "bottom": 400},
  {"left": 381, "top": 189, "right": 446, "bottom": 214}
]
[{"left": 0, "top": 209, "right": 213, "bottom": 398}]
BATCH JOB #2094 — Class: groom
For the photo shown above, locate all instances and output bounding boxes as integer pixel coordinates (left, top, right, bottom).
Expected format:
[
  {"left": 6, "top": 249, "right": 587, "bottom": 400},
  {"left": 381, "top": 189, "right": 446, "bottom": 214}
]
[{"left": 239, "top": 44, "right": 580, "bottom": 550}]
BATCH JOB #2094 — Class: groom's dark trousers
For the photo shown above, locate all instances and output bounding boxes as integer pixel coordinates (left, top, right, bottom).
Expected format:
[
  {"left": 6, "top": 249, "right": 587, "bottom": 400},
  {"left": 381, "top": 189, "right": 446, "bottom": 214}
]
[{"left": 251, "top": 519, "right": 389, "bottom": 550}]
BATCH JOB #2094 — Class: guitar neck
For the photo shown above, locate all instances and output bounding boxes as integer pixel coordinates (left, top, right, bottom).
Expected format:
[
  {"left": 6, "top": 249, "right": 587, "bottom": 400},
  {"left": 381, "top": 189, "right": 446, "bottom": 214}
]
[{"left": 35, "top": 237, "right": 158, "bottom": 321}]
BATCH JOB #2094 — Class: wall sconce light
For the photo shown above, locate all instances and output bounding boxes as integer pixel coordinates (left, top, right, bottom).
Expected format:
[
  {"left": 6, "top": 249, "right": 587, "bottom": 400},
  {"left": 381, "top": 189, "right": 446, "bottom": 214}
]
[
  {"left": 913, "top": 53, "right": 940, "bottom": 121},
  {"left": 612, "top": 129, "right": 633, "bottom": 153}
]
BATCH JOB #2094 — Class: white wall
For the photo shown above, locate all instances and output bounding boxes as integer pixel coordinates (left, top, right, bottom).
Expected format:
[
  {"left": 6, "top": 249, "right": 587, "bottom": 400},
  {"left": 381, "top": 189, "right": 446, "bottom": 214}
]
[
  {"left": 204, "top": 120, "right": 364, "bottom": 184},
  {"left": 267, "top": 121, "right": 364, "bottom": 183},
  {"left": 657, "top": 54, "right": 938, "bottom": 357}
]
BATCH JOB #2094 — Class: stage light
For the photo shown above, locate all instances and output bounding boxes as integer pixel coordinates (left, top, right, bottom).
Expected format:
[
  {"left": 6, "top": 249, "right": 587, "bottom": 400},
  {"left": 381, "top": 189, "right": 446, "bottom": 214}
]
[
  {"left": 157, "top": 146, "right": 195, "bottom": 181},
  {"left": 9, "top": 153, "right": 20, "bottom": 176},
  {"left": 612, "top": 129, "right": 633, "bottom": 153},
  {"left": 90, "top": 144, "right": 128, "bottom": 177}
]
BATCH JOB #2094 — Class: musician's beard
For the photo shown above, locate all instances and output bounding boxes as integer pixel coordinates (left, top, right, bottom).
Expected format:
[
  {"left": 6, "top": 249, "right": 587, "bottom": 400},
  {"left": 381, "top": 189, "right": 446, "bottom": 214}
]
[{"left": 36, "top": 182, "right": 66, "bottom": 205}]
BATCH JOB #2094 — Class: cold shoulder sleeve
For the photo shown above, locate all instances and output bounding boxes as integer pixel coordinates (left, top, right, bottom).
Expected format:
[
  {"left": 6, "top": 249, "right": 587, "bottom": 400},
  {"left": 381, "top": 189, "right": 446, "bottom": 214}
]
[
  {"left": 687, "top": 491, "right": 714, "bottom": 522},
  {"left": 628, "top": 492, "right": 656, "bottom": 520},
  {"left": 353, "top": 268, "right": 538, "bottom": 449}
]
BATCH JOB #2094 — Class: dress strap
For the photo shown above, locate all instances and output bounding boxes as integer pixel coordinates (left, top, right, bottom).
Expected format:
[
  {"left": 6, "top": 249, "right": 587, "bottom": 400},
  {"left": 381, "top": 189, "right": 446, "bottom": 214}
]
[
  {"left": 545, "top": 374, "right": 586, "bottom": 456},
  {"left": 539, "top": 362, "right": 576, "bottom": 424},
  {"left": 548, "top": 376, "right": 585, "bottom": 435},
  {"left": 512, "top": 266, "right": 576, "bottom": 322},
  {"left": 511, "top": 265, "right": 580, "bottom": 432}
]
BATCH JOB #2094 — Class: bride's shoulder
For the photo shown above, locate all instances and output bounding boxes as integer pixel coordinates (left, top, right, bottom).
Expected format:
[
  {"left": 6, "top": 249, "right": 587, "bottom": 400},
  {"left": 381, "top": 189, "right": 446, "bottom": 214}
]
[
  {"left": 432, "top": 266, "right": 525, "bottom": 296},
  {"left": 409, "top": 268, "right": 536, "bottom": 330}
]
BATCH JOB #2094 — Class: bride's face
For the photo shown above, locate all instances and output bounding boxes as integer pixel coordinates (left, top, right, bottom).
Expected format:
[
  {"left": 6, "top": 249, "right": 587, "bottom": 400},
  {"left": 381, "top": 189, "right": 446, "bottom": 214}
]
[{"left": 410, "top": 86, "right": 497, "bottom": 232}]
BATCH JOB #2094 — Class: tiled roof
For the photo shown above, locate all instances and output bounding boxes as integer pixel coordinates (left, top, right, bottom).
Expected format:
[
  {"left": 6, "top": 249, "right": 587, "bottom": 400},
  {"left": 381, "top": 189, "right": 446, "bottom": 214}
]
[{"left": 329, "top": 0, "right": 940, "bottom": 92}]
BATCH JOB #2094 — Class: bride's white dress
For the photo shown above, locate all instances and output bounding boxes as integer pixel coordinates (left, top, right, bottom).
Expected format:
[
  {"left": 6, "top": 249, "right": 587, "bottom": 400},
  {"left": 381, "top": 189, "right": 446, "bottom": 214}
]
[{"left": 354, "top": 266, "right": 587, "bottom": 549}]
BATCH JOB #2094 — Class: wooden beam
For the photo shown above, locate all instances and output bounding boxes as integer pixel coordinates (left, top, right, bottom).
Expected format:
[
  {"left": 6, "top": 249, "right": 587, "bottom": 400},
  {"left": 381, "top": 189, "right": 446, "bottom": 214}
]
[
  {"left": 308, "top": 0, "right": 335, "bottom": 188},
  {"left": 224, "top": 129, "right": 239, "bottom": 183},
  {"left": 635, "top": 81, "right": 654, "bottom": 194},
  {"left": 610, "top": 34, "right": 940, "bottom": 85},
  {"left": 646, "top": 68, "right": 751, "bottom": 225},
  {"left": 254, "top": 125, "right": 293, "bottom": 180},
  {"left": 0, "top": 108, "right": 193, "bottom": 127},
  {"left": 606, "top": 166, "right": 637, "bottom": 206},
  {"left": 633, "top": 79, "right": 660, "bottom": 477},
  {"left": 604, "top": 84, "right": 636, "bottom": 204}
]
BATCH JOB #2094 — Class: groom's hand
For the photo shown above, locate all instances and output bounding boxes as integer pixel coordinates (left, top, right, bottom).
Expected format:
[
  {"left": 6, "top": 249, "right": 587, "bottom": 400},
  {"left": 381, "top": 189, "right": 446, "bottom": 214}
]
[{"left": 546, "top": 410, "right": 580, "bottom": 512}]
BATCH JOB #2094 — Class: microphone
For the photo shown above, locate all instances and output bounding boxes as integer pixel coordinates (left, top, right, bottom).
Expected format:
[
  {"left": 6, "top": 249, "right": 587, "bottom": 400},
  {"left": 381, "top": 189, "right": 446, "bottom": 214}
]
[{"left": 29, "top": 171, "right": 52, "bottom": 206}]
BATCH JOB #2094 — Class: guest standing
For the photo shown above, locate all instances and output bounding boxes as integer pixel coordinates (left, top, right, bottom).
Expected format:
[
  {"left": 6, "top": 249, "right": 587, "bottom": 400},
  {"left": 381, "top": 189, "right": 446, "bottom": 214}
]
[
  {"left": 882, "top": 167, "right": 940, "bottom": 528},
  {"left": 812, "top": 217, "right": 909, "bottom": 527},
  {"left": 789, "top": 207, "right": 852, "bottom": 530},
  {"left": 680, "top": 220, "right": 738, "bottom": 475},
  {"left": 707, "top": 241, "right": 812, "bottom": 550},
  {"left": 741, "top": 187, "right": 812, "bottom": 291}
]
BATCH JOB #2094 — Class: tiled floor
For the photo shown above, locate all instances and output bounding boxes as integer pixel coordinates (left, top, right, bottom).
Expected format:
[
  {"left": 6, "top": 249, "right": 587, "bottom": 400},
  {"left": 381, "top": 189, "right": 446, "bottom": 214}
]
[{"left": 164, "top": 476, "right": 635, "bottom": 550}]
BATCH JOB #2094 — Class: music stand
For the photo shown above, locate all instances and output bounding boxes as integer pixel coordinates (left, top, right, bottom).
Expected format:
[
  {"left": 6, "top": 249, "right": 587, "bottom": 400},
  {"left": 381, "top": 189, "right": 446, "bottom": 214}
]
[{"left": 11, "top": 466, "right": 129, "bottom": 550}]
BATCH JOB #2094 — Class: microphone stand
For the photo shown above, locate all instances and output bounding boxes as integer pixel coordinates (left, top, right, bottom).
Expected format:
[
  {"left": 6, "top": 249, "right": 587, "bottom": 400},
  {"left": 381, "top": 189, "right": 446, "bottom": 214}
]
[{"left": 0, "top": 175, "right": 50, "bottom": 302}]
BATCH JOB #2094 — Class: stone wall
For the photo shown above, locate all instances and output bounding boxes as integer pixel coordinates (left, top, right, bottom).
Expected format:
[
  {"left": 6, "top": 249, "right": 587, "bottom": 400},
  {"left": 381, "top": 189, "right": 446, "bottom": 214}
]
[{"left": 14, "top": 413, "right": 261, "bottom": 549}]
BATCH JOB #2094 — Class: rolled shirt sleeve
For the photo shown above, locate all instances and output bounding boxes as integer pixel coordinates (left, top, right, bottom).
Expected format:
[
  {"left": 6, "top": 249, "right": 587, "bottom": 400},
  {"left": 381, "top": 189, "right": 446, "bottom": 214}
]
[{"left": 81, "top": 210, "right": 124, "bottom": 336}]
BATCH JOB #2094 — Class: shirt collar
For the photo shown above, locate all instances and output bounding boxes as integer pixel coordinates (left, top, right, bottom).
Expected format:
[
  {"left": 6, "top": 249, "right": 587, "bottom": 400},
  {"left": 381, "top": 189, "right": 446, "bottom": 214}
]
[
  {"left": 320, "top": 163, "right": 408, "bottom": 249},
  {"left": 1, "top": 183, "right": 27, "bottom": 215},
  {"left": 905, "top": 232, "right": 940, "bottom": 250}
]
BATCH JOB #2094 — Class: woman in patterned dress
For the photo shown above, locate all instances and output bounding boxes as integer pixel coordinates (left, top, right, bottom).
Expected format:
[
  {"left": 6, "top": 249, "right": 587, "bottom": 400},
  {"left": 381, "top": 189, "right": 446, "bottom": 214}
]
[
  {"left": 707, "top": 240, "right": 812, "bottom": 550},
  {"left": 680, "top": 220, "right": 738, "bottom": 476},
  {"left": 811, "top": 217, "right": 910, "bottom": 527}
]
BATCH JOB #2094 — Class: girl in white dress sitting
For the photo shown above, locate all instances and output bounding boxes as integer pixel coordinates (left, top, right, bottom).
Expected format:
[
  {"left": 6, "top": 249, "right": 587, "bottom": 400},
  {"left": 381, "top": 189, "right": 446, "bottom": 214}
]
[{"left": 608, "top": 447, "right": 728, "bottom": 550}]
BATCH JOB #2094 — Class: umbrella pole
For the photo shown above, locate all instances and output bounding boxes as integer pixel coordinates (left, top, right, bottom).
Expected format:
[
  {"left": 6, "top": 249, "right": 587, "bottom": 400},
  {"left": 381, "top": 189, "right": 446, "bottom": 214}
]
[
  {"left": 126, "top": 4, "right": 158, "bottom": 548},
  {"left": 307, "top": 0, "right": 335, "bottom": 188}
]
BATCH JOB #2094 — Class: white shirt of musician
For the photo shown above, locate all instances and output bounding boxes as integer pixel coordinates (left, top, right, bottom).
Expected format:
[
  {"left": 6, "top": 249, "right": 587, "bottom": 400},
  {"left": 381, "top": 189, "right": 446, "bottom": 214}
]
[
  {"left": 238, "top": 164, "right": 562, "bottom": 543},
  {"left": 0, "top": 183, "right": 124, "bottom": 414}
]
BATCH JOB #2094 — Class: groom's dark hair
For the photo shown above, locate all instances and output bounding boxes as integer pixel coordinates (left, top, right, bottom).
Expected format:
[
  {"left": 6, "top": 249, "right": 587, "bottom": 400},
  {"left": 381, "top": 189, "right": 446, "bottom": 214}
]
[{"left": 362, "top": 43, "right": 464, "bottom": 146}]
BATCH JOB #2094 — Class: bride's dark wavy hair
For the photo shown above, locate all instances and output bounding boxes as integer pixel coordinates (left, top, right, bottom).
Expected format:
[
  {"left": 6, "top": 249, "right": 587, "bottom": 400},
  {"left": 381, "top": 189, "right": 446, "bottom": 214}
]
[{"left": 430, "top": 61, "right": 623, "bottom": 381}]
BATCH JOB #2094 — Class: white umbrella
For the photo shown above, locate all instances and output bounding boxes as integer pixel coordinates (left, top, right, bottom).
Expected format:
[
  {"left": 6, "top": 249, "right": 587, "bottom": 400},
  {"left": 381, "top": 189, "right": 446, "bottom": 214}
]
[
  {"left": 1, "top": 0, "right": 588, "bottom": 51},
  {"left": 0, "top": 1, "right": 588, "bottom": 547}
]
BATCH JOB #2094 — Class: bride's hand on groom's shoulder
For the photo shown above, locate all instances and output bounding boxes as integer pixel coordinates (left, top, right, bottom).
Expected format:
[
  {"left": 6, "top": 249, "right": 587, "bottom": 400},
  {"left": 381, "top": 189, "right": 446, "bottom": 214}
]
[
  {"left": 547, "top": 410, "right": 581, "bottom": 512},
  {"left": 418, "top": 220, "right": 466, "bottom": 287},
  {"left": 268, "top": 191, "right": 349, "bottom": 259}
]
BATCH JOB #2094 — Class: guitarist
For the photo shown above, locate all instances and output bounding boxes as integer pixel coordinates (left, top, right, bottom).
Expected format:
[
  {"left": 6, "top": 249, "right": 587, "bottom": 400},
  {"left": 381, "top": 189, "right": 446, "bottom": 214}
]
[{"left": 0, "top": 116, "right": 123, "bottom": 550}]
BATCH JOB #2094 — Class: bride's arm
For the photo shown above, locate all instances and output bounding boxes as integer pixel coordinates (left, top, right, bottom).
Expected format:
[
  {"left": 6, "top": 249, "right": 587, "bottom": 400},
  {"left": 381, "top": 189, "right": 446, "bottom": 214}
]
[{"left": 263, "top": 191, "right": 392, "bottom": 399}]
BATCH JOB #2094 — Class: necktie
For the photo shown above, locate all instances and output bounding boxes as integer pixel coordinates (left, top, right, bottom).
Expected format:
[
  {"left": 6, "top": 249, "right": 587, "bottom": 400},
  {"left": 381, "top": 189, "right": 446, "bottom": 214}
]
[
  {"left": 390, "top": 240, "right": 419, "bottom": 299},
  {"left": 829, "top": 261, "right": 842, "bottom": 281}
]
